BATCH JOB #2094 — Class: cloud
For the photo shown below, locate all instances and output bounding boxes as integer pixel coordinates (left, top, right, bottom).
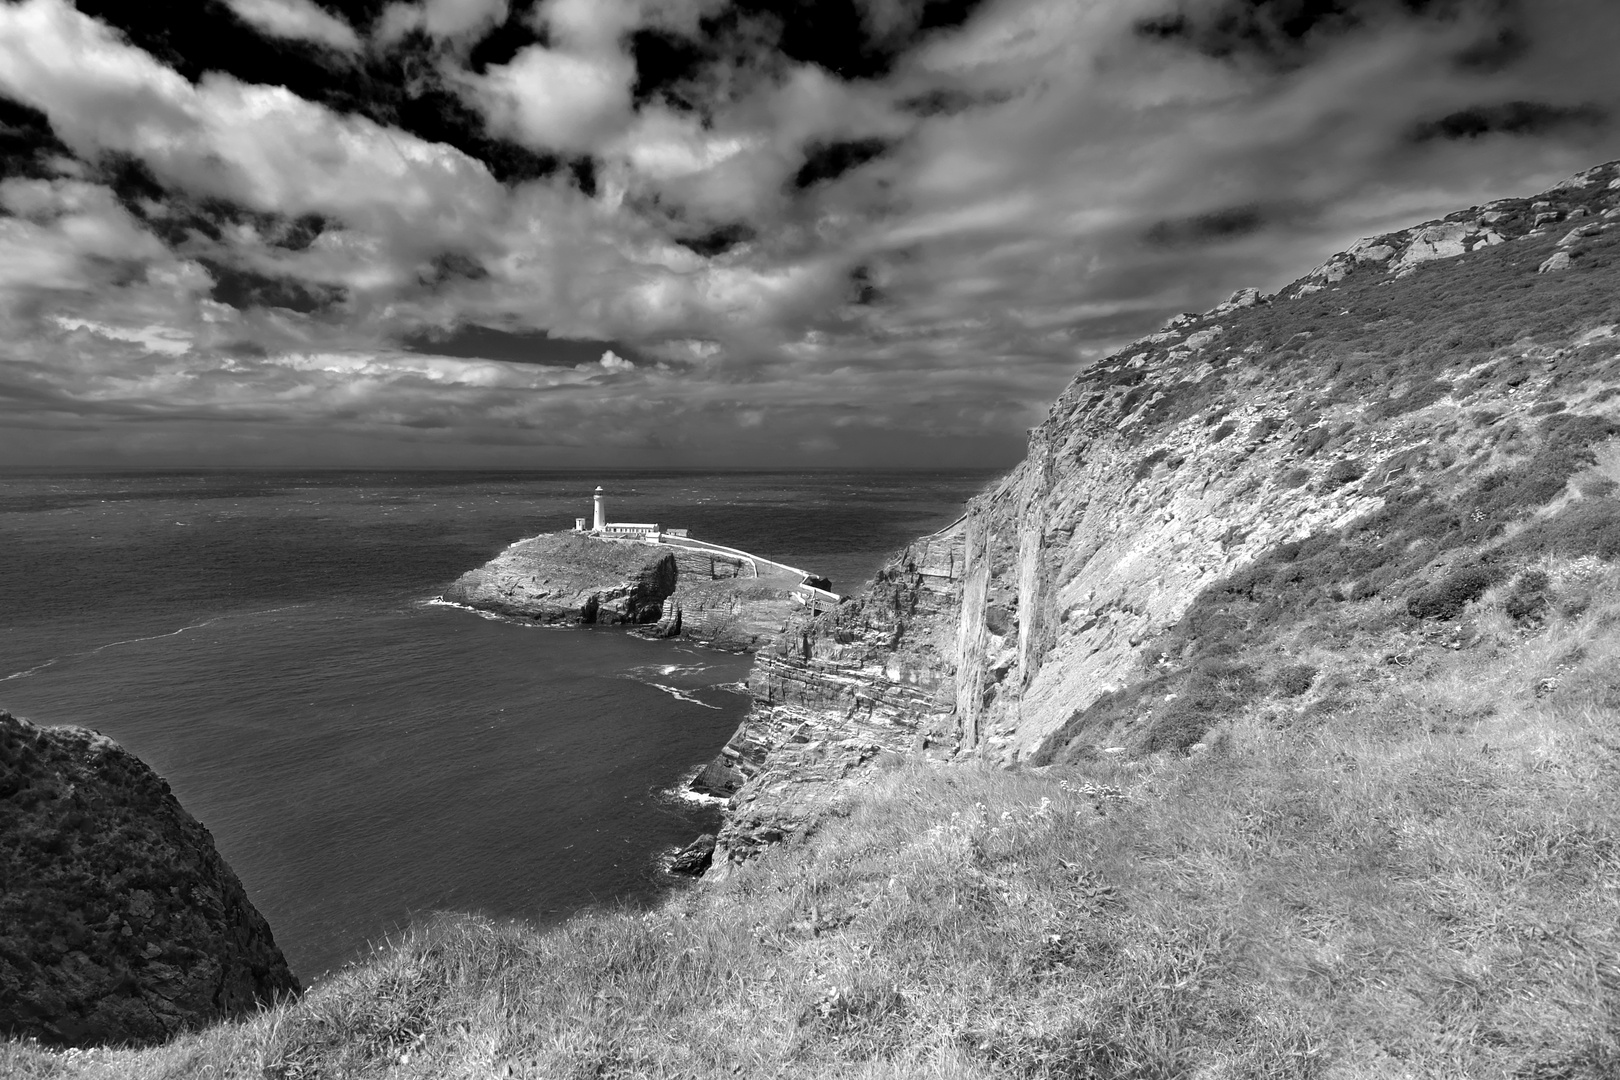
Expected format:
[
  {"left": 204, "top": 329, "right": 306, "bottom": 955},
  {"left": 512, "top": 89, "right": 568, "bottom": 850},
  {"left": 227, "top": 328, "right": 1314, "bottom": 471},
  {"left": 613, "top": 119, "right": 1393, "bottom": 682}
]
[
  {"left": 3, "top": 0, "right": 1620, "bottom": 469},
  {"left": 0, "top": 0, "right": 505, "bottom": 243},
  {"left": 465, "top": 44, "right": 635, "bottom": 153},
  {"left": 223, "top": 0, "right": 362, "bottom": 52},
  {"left": 375, "top": 0, "right": 508, "bottom": 44}
]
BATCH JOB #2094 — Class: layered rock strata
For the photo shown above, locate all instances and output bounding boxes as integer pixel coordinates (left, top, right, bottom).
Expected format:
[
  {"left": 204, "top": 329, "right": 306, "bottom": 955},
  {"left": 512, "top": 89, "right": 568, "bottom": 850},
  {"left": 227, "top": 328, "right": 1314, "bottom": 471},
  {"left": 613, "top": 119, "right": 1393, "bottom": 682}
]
[
  {"left": 0, "top": 711, "right": 299, "bottom": 1047},
  {"left": 702, "top": 529, "right": 967, "bottom": 873},
  {"left": 701, "top": 159, "right": 1620, "bottom": 870}
]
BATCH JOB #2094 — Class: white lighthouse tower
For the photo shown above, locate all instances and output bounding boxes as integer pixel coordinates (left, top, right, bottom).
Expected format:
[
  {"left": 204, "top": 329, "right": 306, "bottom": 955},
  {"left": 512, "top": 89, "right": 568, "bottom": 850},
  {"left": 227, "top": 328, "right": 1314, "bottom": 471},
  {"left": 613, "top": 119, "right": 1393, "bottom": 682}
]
[{"left": 592, "top": 485, "right": 605, "bottom": 532}]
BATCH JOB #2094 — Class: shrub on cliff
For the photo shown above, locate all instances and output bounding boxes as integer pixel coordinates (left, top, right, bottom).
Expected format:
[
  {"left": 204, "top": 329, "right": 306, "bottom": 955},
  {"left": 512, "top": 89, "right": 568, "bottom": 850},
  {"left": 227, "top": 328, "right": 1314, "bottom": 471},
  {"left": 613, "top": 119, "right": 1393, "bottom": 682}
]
[
  {"left": 1503, "top": 569, "right": 1552, "bottom": 624},
  {"left": 1408, "top": 564, "right": 1500, "bottom": 620},
  {"left": 1509, "top": 498, "right": 1620, "bottom": 562},
  {"left": 1319, "top": 458, "right": 1364, "bottom": 491},
  {"left": 1271, "top": 663, "right": 1318, "bottom": 697}
]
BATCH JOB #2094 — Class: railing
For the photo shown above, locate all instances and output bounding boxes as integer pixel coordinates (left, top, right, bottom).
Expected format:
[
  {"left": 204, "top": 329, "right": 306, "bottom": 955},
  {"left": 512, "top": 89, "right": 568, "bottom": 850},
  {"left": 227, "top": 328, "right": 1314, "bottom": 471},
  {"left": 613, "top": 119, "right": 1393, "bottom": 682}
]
[
  {"left": 589, "top": 528, "right": 842, "bottom": 607},
  {"left": 656, "top": 535, "right": 806, "bottom": 580}
]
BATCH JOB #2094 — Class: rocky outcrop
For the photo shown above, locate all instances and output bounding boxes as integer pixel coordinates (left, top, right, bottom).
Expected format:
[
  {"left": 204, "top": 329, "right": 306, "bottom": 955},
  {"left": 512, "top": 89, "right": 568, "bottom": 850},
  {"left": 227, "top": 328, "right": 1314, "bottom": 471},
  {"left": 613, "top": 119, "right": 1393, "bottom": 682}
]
[
  {"left": 702, "top": 529, "right": 968, "bottom": 873},
  {"left": 699, "top": 158, "right": 1620, "bottom": 872},
  {"left": 656, "top": 547, "right": 807, "bottom": 651},
  {"left": 443, "top": 533, "right": 679, "bottom": 625},
  {"left": 446, "top": 532, "right": 814, "bottom": 650},
  {"left": 0, "top": 711, "right": 299, "bottom": 1047}
]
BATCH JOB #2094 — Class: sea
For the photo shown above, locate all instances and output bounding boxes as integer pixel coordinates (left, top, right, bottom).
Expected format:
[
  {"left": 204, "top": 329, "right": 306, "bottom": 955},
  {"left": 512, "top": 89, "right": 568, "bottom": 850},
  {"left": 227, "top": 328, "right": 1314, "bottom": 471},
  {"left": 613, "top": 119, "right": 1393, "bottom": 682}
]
[{"left": 0, "top": 469, "right": 996, "bottom": 983}]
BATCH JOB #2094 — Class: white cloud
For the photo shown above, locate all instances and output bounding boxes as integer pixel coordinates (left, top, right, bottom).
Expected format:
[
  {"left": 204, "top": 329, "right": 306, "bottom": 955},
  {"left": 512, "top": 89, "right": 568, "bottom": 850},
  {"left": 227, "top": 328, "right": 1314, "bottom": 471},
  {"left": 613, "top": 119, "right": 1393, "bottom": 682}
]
[
  {"left": 464, "top": 44, "right": 634, "bottom": 153},
  {"left": 224, "top": 0, "right": 362, "bottom": 52},
  {"left": 0, "top": 178, "right": 171, "bottom": 293},
  {"left": 375, "top": 0, "right": 507, "bottom": 44},
  {"left": 53, "top": 316, "right": 194, "bottom": 355},
  {"left": 595, "top": 349, "right": 634, "bottom": 371},
  {"left": 541, "top": 0, "right": 642, "bottom": 52},
  {"left": 0, "top": 0, "right": 504, "bottom": 246}
]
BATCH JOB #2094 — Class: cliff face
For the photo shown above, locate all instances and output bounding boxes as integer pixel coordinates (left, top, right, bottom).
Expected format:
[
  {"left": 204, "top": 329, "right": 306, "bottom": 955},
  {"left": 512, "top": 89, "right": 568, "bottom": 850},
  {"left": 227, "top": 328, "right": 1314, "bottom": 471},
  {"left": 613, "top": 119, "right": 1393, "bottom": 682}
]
[
  {"left": 699, "top": 529, "right": 965, "bottom": 872},
  {"left": 0, "top": 711, "right": 299, "bottom": 1047},
  {"left": 707, "top": 159, "right": 1620, "bottom": 869}
]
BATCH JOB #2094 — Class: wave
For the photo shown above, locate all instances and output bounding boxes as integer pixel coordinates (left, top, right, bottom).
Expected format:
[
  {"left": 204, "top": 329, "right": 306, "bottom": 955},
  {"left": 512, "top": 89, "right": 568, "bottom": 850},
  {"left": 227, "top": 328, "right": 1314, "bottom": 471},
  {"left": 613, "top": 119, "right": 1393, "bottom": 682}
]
[
  {"left": 2, "top": 605, "right": 306, "bottom": 682},
  {"left": 418, "top": 596, "right": 574, "bottom": 629},
  {"left": 643, "top": 682, "right": 722, "bottom": 709},
  {"left": 659, "top": 764, "right": 730, "bottom": 807},
  {"left": 2, "top": 658, "right": 59, "bottom": 683},
  {"left": 626, "top": 662, "right": 712, "bottom": 679}
]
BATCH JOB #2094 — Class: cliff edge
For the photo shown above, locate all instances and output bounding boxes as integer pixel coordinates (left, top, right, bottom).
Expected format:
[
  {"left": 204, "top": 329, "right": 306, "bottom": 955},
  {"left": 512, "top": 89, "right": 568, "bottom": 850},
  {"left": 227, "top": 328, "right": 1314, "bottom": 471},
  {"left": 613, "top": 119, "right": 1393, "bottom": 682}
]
[{"left": 0, "top": 711, "right": 299, "bottom": 1047}]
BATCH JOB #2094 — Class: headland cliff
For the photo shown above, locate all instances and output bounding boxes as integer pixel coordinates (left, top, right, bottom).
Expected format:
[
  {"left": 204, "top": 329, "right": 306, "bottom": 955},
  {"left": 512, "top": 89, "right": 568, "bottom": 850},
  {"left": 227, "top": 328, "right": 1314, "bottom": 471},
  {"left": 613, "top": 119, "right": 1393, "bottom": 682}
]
[{"left": 695, "top": 158, "right": 1620, "bottom": 873}]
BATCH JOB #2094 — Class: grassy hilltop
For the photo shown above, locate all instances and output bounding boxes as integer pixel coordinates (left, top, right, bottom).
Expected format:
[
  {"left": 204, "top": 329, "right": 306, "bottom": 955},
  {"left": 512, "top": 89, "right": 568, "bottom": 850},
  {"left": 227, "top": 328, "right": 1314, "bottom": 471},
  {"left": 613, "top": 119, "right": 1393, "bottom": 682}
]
[{"left": 8, "top": 164, "right": 1620, "bottom": 1077}]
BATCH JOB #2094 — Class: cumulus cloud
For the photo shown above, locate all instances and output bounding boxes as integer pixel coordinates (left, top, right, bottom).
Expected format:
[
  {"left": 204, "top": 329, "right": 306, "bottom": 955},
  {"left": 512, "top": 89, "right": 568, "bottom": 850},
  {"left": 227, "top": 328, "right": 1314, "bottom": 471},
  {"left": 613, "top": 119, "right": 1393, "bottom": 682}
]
[
  {"left": 223, "top": 0, "right": 361, "bottom": 52},
  {"left": 467, "top": 44, "right": 635, "bottom": 153},
  {"left": 375, "top": 0, "right": 508, "bottom": 44},
  {"left": 0, "top": 0, "right": 505, "bottom": 241}
]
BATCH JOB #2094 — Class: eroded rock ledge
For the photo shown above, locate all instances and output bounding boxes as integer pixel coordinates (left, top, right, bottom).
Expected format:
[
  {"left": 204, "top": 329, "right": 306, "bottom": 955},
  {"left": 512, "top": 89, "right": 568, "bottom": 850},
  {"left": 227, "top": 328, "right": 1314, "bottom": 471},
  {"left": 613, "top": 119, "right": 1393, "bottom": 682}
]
[{"left": 0, "top": 711, "right": 299, "bottom": 1047}]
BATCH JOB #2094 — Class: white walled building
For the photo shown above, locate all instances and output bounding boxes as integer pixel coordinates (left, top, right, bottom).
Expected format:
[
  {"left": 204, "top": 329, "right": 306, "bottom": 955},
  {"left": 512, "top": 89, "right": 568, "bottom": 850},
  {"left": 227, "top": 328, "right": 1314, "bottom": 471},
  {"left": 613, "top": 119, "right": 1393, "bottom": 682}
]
[{"left": 575, "top": 486, "right": 688, "bottom": 540}]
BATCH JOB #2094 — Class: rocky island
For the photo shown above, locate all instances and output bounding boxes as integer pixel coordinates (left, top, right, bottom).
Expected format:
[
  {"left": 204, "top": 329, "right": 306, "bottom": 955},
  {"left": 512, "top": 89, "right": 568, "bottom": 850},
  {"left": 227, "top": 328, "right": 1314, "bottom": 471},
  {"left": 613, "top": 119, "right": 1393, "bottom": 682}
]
[{"left": 442, "top": 502, "right": 838, "bottom": 652}]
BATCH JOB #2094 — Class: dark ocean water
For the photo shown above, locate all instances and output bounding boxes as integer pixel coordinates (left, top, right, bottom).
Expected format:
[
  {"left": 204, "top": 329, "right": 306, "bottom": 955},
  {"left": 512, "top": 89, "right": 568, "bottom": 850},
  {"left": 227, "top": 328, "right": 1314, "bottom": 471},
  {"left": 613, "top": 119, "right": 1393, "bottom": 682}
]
[{"left": 0, "top": 470, "right": 995, "bottom": 982}]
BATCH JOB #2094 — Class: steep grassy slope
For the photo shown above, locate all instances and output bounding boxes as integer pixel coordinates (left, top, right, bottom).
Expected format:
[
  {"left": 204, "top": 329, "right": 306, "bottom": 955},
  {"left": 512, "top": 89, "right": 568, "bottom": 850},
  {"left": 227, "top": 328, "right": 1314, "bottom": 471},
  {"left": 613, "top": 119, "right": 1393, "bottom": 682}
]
[
  {"left": 959, "top": 159, "right": 1620, "bottom": 764},
  {"left": 4, "top": 571, "right": 1617, "bottom": 1076}
]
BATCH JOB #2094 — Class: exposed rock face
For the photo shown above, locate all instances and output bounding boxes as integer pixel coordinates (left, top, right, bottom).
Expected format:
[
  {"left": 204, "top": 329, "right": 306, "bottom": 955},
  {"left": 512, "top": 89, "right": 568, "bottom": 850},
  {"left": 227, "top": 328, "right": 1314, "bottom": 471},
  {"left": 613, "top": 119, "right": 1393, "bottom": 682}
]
[
  {"left": 443, "top": 533, "right": 678, "bottom": 625},
  {"left": 0, "top": 711, "right": 299, "bottom": 1047},
  {"left": 702, "top": 158, "right": 1620, "bottom": 872},
  {"left": 445, "top": 533, "right": 812, "bottom": 650},
  {"left": 704, "top": 530, "right": 966, "bottom": 874},
  {"left": 657, "top": 548, "right": 806, "bottom": 650}
]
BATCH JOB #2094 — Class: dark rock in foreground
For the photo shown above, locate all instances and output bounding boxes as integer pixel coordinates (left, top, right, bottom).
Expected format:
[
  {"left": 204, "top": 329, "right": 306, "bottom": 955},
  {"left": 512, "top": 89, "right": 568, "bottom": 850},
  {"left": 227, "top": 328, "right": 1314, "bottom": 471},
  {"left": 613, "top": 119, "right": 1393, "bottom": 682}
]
[{"left": 0, "top": 711, "right": 300, "bottom": 1047}]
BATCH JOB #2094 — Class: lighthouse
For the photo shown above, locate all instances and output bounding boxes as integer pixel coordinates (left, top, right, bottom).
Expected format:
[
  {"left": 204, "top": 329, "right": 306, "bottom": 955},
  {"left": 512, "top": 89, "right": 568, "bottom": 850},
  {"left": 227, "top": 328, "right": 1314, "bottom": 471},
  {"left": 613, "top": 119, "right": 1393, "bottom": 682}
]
[{"left": 592, "top": 485, "right": 605, "bottom": 532}]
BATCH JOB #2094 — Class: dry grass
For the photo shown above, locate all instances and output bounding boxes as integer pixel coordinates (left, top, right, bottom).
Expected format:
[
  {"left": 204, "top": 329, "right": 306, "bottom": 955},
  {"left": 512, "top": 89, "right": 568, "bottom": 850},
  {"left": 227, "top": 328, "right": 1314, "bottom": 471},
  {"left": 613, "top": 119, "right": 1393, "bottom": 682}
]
[{"left": 7, "top": 579, "right": 1620, "bottom": 1078}]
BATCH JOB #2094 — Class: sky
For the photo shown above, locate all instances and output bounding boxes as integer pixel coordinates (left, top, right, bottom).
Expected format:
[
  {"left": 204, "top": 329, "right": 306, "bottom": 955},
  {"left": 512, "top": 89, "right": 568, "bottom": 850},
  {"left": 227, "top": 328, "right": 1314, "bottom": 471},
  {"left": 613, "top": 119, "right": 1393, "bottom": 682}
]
[{"left": 1, "top": 0, "right": 1619, "bottom": 469}]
